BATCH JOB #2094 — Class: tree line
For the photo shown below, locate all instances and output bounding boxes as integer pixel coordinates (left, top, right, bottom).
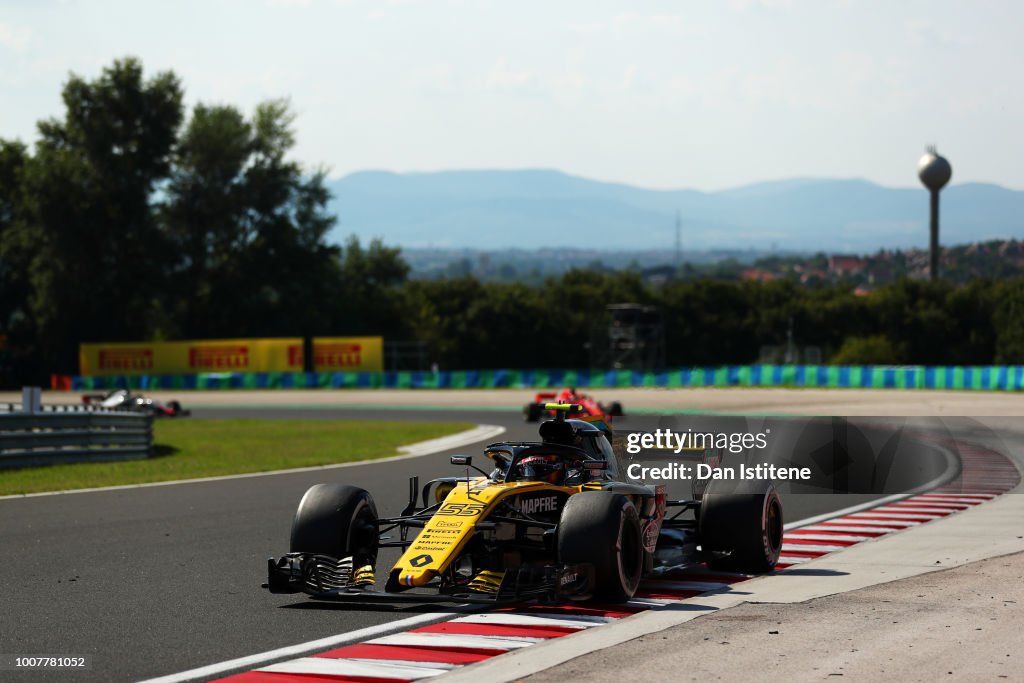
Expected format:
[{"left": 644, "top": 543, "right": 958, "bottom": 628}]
[
  {"left": 0, "top": 58, "right": 408, "bottom": 381},
  {"left": 2, "top": 59, "right": 1023, "bottom": 384}
]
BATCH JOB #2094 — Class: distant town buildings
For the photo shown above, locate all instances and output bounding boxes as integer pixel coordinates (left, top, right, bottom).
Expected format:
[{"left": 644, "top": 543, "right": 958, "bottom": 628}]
[
  {"left": 827, "top": 255, "right": 867, "bottom": 276},
  {"left": 731, "top": 239, "right": 1024, "bottom": 290},
  {"left": 407, "top": 239, "right": 1024, "bottom": 288}
]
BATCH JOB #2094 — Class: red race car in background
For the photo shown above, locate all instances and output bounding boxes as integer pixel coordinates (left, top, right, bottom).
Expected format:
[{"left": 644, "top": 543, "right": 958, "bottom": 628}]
[{"left": 523, "top": 387, "right": 624, "bottom": 422}]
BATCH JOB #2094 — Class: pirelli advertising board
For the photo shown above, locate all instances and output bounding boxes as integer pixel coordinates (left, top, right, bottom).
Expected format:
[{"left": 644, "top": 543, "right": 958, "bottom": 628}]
[{"left": 79, "top": 337, "right": 384, "bottom": 375}]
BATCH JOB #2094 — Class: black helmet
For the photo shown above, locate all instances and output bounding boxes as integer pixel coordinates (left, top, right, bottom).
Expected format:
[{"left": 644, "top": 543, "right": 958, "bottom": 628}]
[{"left": 516, "top": 454, "right": 563, "bottom": 485}]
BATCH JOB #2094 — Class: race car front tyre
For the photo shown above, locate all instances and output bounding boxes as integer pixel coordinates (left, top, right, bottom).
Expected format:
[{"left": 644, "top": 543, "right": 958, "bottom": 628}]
[
  {"left": 524, "top": 403, "right": 543, "bottom": 422},
  {"left": 558, "top": 491, "right": 643, "bottom": 602},
  {"left": 290, "top": 483, "right": 379, "bottom": 567},
  {"left": 699, "top": 478, "right": 783, "bottom": 573}
]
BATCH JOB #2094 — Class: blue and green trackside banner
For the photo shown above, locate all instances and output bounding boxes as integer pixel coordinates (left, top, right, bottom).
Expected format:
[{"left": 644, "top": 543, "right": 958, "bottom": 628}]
[{"left": 65, "top": 365, "right": 1024, "bottom": 391}]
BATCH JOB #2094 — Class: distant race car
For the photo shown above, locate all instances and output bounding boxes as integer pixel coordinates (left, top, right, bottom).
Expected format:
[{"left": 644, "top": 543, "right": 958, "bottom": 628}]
[
  {"left": 82, "top": 389, "right": 189, "bottom": 417},
  {"left": 524, "top": 387, "right": 623, "bottom": 422},
  {"left": 265, "top": 403, "right": 782, "bottom": 605}
]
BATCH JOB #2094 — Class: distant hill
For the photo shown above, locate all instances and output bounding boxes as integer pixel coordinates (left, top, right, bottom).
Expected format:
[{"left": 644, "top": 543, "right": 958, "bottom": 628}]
[{"left": 325, "top": 169, "right": 1024, "bottom": 252}]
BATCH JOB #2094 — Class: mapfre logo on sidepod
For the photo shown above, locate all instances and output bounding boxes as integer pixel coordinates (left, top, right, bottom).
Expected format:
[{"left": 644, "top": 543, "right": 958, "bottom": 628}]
[
  {"left": 188, "top": 345, "right": 249, "bottom": 369},
  {"left": 513, "top": 494, "right": 562, "bottom": 516},
  {"left": 98, "top": 348, "right": 153, "bottom": 371}
]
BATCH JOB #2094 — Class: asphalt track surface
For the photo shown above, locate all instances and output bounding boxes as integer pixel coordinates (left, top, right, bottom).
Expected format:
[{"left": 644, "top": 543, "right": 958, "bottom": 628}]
[{"left": 0, "top": 405, "right": 950, "bottom": 682}]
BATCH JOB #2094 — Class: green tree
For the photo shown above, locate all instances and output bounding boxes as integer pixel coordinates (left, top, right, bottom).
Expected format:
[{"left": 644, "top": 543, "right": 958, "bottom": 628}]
[
  {"left": 831, "top": 335, "right": 902, "bottom": 365},
  {"left": 866, "top": 280, "right": 957, "bottom": 365},
  {"left": 0, "top": 140, "right": 29, "bottom": 330},
  {"left": 8, "top": 58, "right": 183, "bottom": 372},
  {"left": 661, "top": 279, "right": 759, "bottom": 365},
  {"left": 0, "top": 141, "right": 31, "bottom": 380},
  {"left": 161, "top": 99, "right": 341, "bottom": 339},
  {"left": 334, "top": 236, "right": 411, "bottom": 336},
  {"left": 993, "top": 278, "right": 1024, "bottom": 363}
]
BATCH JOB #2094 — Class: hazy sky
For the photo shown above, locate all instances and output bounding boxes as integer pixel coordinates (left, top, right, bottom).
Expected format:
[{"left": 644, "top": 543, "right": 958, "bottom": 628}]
[{"left": 1, "top": 0, "right": 1021, "bottom": 191}]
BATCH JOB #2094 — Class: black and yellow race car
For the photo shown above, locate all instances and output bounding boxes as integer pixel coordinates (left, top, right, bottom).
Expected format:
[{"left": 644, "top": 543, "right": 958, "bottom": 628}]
[{"left": 265, "top": 404, "right": 783, "bottom": 604}]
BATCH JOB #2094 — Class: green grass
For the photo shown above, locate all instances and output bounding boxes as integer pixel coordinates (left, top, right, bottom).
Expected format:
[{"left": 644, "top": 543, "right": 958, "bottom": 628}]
[{"left": 0, "top": 419, "right": 472, "bottom": 496}]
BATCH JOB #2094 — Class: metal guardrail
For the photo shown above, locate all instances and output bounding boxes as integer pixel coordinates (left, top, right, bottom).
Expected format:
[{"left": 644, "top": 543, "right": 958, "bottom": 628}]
[{"left": 0, "top": 407, "right": 153, "bottom": 469}]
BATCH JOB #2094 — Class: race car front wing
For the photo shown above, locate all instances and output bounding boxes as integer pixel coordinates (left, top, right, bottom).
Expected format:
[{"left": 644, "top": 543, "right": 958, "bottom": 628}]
[{"left": 265, "top": 553, "right": 595, "bottom": 605}]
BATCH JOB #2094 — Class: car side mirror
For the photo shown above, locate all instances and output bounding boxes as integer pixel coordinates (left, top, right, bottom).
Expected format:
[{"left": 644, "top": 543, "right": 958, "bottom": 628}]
[
  {"left": 584, "top": 461, "right": 609, "bottom": 471},
  {"left": 450, "top": 455, "right": 472, "bottom": 466}
]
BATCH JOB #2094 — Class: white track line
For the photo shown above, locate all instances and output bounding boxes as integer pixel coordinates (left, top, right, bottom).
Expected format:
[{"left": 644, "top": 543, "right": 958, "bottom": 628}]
[
  {"left": 919, "top": 493, "right": 995, "bottom": 500},
  {"left": 849, "top": 511, "right": 944, "bottom": 520},
  {"left": 370, "top": 632, "right": 542, "bottom": 650},
  {"left": 884, "top": 505, "right": 963, "bottom": 513},
  {"left": 343, "top": 658, "right": 456, "bottom": 670},
  {"left": 784, "top": 532, "right": 871, "bottom": 543},
  {"left": 398, "top": 426, "right": 506, "bottom": 457},
  {"left": 454, "top": 613, "right": 610, "bottom": 628},
  {"left": 0, "top": 424, "right": 506, "bottom": 500},
  {"left": 821, "top": 518, "right": 919, "bottom": 528},
  {"left": 804, "top": 524, "right": 901, "bottom": 534}
]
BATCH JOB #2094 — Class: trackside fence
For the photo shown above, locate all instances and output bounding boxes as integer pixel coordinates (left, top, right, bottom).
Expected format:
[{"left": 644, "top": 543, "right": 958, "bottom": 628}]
[{"left": 0, "top": 405, "right": 153, "bottom": 469}]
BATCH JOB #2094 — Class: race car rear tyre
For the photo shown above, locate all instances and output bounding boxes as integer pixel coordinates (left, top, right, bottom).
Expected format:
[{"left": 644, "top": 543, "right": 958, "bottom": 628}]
[
  {"left": 699, "top": 478, "right": 783, "bottom": 573},
  {"left": 609, "top": 401, "right": 624, "bottom": 417},
  {"left": 558, "top": 492, "right": 643, "bottom": 602},
  {"left": 524, "top": 403, "right": 543, "bottom": 422},
  {"left": 290, "top": 483, "right": 379, "bottom": 566},
  {"left": 168, "top": 400, "right": 182, "bottom": 414}
]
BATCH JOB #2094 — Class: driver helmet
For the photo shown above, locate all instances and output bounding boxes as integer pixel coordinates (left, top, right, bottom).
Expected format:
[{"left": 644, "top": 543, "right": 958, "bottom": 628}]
[
  {"left": 517, "top": 454, "right": 563, "bottom": 485},
  {"left": 539, "top": 419, "right": 582, "bottom": 448}
]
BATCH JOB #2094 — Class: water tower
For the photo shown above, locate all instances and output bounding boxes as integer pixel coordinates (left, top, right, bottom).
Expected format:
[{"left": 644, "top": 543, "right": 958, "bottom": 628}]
[{"left": 917, "top": 147, "right": 952, "bottom": 280}]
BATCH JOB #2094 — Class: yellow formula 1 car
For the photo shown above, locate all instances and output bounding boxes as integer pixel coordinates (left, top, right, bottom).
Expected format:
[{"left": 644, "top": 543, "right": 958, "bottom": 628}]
[{"left": 265, "top": 404, "right": 783, "bottom": 604}]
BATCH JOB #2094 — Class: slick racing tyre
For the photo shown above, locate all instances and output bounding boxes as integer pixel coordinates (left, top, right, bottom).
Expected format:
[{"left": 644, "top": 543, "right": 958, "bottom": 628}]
[
  {"left": 609, "top": 401, "right": 624, "bottom": 417},
  {"left": 558, "top": 492, "right": 643, "bottom": 602},
  {"left": 290, "top": 483, "right": 379, "bottom": 566},
  {"left": 523, "top": 403, "right": 543, "bottom": 422},
  {"left": 699, "top": 478, "right": 783, "bottom": 573}
]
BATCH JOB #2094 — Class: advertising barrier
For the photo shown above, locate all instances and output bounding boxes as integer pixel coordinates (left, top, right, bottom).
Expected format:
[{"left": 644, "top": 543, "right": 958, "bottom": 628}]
[
  {"left": 79, "top": 337, "right": 384, "bottom": 376},
  {"left": 63, "top": 364, "right": 1024, "bottom": 391},
  {"left": 290, "top": 337, "right": 384, "bottom": 373}
]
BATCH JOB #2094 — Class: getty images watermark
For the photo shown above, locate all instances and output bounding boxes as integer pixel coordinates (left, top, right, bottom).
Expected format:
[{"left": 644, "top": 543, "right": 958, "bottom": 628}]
[{"left": 624, "top": 427, "right": 812, "bottom": 482}]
